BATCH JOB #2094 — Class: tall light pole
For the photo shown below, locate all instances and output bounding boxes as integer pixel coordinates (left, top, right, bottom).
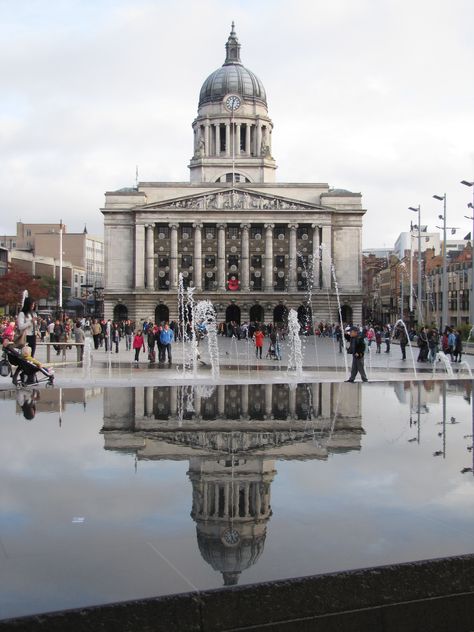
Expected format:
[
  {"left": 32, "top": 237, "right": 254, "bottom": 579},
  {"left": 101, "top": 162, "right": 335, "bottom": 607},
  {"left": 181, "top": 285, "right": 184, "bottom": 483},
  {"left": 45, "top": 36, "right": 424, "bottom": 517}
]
[
  {"left": 433, "top": 194, "right": 447, "bottom": 330},
  {"left": 461, "top": 180, "right": 474, "bottom": 327},
  {"left": 59, "top": 219, "right": 63, "bottom": 317},
  {"left": 409, "top": 205, "right": 423, "bottom": 325}
]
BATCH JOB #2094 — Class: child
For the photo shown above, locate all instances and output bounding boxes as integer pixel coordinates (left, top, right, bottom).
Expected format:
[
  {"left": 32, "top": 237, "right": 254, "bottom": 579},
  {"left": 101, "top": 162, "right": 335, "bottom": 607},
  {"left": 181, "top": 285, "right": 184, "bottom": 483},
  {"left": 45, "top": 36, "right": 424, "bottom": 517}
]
[{"left": 21, "top": 345, "right": 54, "bottom": 383}]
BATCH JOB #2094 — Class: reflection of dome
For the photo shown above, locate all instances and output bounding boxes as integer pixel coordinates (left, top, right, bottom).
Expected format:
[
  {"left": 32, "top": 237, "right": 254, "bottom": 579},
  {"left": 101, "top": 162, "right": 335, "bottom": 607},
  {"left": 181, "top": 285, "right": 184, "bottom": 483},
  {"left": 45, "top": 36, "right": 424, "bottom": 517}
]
[
  {"left": 197, "top": 530, "right": 266, "bottom": 586},
  {"left": 198, "top": 24, "right": 267, "bottom": 108}
]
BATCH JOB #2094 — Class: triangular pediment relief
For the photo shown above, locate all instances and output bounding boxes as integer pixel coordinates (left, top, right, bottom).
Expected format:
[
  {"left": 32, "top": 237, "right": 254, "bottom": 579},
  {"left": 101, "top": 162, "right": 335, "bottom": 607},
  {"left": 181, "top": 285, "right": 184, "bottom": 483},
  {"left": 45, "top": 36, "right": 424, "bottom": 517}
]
[{"left": 136, "top": 188, "right": 330, "bottom": 212}]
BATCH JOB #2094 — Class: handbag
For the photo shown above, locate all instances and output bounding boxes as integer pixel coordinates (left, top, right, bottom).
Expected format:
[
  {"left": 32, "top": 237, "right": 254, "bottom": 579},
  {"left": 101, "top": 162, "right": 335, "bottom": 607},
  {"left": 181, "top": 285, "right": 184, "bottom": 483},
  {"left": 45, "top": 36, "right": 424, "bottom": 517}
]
[
  {"left": 0, "top": 358, "right": 11, "bottom": 377},
  {"left": 13, "top": 328, "right": 27, "bottom": 348}
]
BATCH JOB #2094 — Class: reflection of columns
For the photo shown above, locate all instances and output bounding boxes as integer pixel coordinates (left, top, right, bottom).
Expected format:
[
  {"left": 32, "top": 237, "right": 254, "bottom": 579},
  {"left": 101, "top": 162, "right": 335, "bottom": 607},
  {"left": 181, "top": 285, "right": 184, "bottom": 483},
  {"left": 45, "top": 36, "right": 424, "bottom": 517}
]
[
  {"left": 321, "top": 225, "right": 332, "bottom": 289},
  {"left": 226, "top": 123, "right": 231, "bottom": 157},
  {"left": 264, "top": 224, "right": 274, "bottom": 291},
  {"left": 217, "top": 224, "right": 226, "bottom": 290},
  {"left": 224, "top": 483, "right": 229, "bottom": 517},
  {"left": 218, "top": 385, "right": 226, "bottom": 417},
  {"left": 204, "top": 122, "right": 210, "bottom": 157},
  {"left": 265, "top": 384, "right": 273, "bottom": 418},
  {"left": 145, "top": 224, "right": 155, "bottom": 290},
  {"left": 241, "top": 223, "right": 250, "bottom": 291},
  {"left": 194, "top": 390, "right": 201, "bottom": 419},
  {"left": 241, "top": 384, "right": 249, "bottom": 417},
  {"left": 289, "top": 223, "right": 298, "bottom": 291},
  {"left": 321, "top": 383, "right": 331, "bottom": 418},
  {"left": 145, "top": 386, "right": 154, "bottom": 417},
  {"left": 246, "top": 124, "right": 251, "bottom": 156},
  {"left": 135, "top": 224, "right": 145, "bottom": 289},
  {"left": 203, "top": 482, "right": 208, "bottom": 516},
  {"left": 288, "top": 387, "right": 296, "bottom": 418},
  {"left": 135, "top": 386, "right": 145, "bottom": 419},
  {"left": 170, "top": 386, "right": 178, "bottom": 416},
  {"left": 256, "top": 121, "right": 262, "bottom": 156},
  {"left": 193, "top": 223, "right": 202, "bottom": 291},
  {"left": 311, "top": 383, "right": 319, "bottom": 417},
  {"left": 312, "top": 224, "right": 321, "bottom": 289},
  {"left": 169, "top": 223, "right": 178, "bottom": 290},
  {"left": 244, "top": 483, "right": 250, "bottom": 517}
]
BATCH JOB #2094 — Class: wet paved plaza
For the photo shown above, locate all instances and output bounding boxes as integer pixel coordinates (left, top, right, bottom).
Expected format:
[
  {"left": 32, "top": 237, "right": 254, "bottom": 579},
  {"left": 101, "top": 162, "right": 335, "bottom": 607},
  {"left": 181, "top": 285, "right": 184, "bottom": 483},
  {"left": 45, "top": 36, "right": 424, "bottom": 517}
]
[{"left": 1, "top": 377, "right": 474, "bottom": 620}]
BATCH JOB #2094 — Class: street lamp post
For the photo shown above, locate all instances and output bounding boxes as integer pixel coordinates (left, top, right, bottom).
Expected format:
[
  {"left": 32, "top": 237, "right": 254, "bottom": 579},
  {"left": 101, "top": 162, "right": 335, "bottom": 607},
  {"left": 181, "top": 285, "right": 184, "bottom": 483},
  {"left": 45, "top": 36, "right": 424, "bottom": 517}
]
[
  {"left": 461, "top": 180, "right": 474, "bottom": 327},
  {"left": 409, "top": 205, "right": 423, "bottom": 325},
  {"left": 433, "top": 194, "right": 447, "bottom": 331},
  {"left": 59, "top": 219, "right": 63, "bottom": 318}
]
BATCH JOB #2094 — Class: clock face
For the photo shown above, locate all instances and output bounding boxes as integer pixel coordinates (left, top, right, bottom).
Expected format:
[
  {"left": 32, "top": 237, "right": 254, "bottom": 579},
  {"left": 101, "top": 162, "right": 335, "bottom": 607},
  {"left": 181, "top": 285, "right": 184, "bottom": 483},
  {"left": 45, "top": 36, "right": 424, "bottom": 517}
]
[
  {"left": 225, "top": 95, "right": 241, "bottom": 111},
  {"left": 221, "top": 528, "right": 240, "bottom": 546}
]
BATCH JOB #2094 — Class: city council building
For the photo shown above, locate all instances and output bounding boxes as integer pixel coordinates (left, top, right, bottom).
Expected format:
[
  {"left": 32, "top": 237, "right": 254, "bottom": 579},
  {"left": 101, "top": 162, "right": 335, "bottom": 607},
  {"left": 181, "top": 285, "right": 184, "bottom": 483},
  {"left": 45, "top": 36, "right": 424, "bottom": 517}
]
[{"left": 102, "top": 25, "right": 366, "bottom": 325}]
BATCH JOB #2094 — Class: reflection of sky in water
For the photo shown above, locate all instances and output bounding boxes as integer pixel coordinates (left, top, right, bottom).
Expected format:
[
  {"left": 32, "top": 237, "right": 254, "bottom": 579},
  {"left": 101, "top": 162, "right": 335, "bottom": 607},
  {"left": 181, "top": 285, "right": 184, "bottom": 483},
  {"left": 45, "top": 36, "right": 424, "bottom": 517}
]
[{"left": 1, "top": 381, "right": 474, "bottom": 620}]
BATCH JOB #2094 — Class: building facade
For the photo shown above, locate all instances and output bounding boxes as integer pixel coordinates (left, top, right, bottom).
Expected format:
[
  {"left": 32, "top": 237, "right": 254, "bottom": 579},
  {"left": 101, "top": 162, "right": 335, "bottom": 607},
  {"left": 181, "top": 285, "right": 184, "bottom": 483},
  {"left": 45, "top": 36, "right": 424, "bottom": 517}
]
[
  {"left": 1, "top": 222, "right": 104, "bottom": 289},
  {"left": 102, "top": 25, "right": 366, "bottom": 325}
]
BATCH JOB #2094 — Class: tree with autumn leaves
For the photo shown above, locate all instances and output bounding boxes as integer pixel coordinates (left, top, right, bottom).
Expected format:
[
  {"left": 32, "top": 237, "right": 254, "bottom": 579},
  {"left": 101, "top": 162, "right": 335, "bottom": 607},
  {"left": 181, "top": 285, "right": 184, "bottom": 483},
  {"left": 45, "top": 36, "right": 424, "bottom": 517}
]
[{"left": 0, "top": 265, "right": 49, "bottom": 314}]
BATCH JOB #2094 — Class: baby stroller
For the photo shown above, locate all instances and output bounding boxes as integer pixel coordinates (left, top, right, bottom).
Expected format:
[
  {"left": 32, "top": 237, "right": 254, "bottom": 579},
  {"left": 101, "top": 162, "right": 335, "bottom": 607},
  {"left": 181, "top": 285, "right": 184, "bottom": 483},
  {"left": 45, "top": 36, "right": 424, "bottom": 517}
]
[{"left": 1, "top": 345, "right": 54, "bottom": 387}]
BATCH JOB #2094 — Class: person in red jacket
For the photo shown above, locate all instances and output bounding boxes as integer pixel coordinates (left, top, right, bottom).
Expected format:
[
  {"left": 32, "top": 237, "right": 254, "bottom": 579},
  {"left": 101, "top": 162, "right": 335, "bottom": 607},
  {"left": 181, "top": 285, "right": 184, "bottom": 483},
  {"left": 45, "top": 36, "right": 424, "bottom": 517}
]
[
  {"left": 254, "top": 328, "right": 265, "bottom": 359},
  {"left": 132, "top": 330, "right": 146, "bottom": 363}
]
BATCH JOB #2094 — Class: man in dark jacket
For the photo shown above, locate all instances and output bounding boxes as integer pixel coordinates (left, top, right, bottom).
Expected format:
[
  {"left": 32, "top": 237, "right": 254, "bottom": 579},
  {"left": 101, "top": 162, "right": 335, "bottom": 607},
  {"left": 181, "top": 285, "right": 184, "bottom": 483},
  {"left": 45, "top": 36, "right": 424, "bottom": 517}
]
[{"left": 345, "top": 327, "right": 368, "bottom": 383}]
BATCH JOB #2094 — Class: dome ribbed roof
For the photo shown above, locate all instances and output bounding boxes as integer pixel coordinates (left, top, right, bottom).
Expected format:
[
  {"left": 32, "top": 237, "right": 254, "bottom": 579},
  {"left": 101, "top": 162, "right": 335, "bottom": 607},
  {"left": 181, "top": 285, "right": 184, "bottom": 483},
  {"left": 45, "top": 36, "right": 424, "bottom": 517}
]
[{"left": 198, "top": 24, "right": 267, "bottom": 108}]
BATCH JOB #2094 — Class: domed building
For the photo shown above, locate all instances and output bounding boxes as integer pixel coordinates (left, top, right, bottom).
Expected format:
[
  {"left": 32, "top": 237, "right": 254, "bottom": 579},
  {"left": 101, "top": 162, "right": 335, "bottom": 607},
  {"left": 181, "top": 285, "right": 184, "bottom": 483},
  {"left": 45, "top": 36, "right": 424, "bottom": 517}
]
[{"left": 102, "top": 25, "right": 366, "bottom": 325}]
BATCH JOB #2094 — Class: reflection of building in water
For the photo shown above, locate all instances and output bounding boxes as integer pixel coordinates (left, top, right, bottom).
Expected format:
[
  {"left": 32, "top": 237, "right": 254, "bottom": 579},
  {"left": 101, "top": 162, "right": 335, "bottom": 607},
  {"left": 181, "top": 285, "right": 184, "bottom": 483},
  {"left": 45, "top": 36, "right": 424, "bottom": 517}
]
[
  {"left": 102, "top": 383, "right": 362, "bottom": 585},
  {"left": 11, "top": 387, "right": 101, "bottom": 414}
]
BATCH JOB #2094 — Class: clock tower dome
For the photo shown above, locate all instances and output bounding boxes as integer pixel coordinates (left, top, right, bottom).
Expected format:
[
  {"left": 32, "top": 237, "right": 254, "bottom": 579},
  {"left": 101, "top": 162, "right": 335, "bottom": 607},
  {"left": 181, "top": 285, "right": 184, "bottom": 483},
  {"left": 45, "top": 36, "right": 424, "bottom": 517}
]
[{"left": 189, "top": 23, "right": 277, "bottom": 184}]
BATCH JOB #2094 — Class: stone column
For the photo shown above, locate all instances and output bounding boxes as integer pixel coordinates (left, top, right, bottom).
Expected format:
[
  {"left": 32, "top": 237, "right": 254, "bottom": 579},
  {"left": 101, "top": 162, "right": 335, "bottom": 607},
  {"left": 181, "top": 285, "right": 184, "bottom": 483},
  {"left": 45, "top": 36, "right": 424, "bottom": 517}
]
[
  {"left": 169, "top": 223, "right": 178, "bottom": 290},
  {"left": 256, "top": 121, "right": 262, "bottom": 157},
  {"left": 216, "top": 123, "right": 221, "bottom": 155},
  {"left": 312, "top": 224, "right": 321, "bottom": 289},
  {"left": 264, "top": 223, "right": 274, "bottom": 292},
  {"left": 217, "top": 224, "right": 226, "bottom": 291},
  {"left": 135, "top": 224, "right": 145, "bottom": 289},
  {"left": 321, "top": 225, "right": 332, "bottom": 289},
  {"left": 246, "top": 124, "right": 251, "bottom": 156},
  {"left": 288, "top": 223, "right": 298, "bottom": 291},
  {"left": 226, "top": 123, "right": 231, "bottom": 157},
  {"left": 204, "top": 122, "right": 210, "bottom": 157},
  {"left": 236, "top": 123, "right": 241, "bottom": 156},
  {"left": 145, "top": 224, "right": 155, "bottom": 290},
  {"left": 193, "top": 223, "right": 202, "bottom": 291},
  {"left": 240, "top": 223, "right": 250, "bottom": 291}
]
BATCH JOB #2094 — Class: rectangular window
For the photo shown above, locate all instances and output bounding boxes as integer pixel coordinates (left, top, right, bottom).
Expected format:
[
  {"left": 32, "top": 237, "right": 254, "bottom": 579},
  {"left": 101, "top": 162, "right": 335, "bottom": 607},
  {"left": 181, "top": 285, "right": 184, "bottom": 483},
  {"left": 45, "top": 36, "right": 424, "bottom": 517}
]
[
  {"left": 205, "top": 255, "right": 215, "bottom": 268},
  {"left": 158, "top": 256, "right": 169, "bottom": 267},
  {"left": 204, "top": 225, "right": 216, "bottom": 239},
  {"left": 251, "top": 273, "right": 262, "bottom": 290},
  {"left": 181, "top": 255, "right": 192, "bottom": 268},
  {"left": 204, "top": 273, "right": 215, "bottom": 291},
  {"left": 275, "top": 255, "right": 285, "bottom": 268},
  {"left": 228, "top": 255, "right": 239, "bottom": 268},
  {"left": 250, "top": 226, "right": 263, "bottom": 240},
  {"left": 227, "top": 226, "right": 240, "bottom": 239},
  {"left": 251, "top": 255, "right": 262, "bottom": 268},
  {"left": 297, "top": 225, "right": 310, "bottom": 240},
  {"left": 157, "top": 225, "right": 170, "bottom": 239},
  {"left": 181, "top": 225, "right": 192, "bottom": 239}
]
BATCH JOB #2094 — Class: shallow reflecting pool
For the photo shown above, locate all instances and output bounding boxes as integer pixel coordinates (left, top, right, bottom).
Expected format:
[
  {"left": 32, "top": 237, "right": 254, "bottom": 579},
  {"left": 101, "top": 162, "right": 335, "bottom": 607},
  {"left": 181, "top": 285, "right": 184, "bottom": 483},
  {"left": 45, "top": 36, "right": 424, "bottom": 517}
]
[{"left": 1, "top": 380, "right": 474, "bottom": 620}]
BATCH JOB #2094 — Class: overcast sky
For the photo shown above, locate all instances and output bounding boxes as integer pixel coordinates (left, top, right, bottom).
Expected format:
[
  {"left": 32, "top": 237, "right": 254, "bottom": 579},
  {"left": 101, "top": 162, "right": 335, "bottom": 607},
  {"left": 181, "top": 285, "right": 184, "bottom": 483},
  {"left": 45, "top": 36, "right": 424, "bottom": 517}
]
[{"left": 1, "top": 0, "right": 473, "bottom": 248}]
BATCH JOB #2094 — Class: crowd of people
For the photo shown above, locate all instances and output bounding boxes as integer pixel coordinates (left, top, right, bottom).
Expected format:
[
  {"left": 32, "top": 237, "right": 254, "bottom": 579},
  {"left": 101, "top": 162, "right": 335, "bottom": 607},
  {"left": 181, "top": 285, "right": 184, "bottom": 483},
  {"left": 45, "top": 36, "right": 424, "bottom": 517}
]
[{"left": 0, "top": 303, "right": 468, "bottom": 376}]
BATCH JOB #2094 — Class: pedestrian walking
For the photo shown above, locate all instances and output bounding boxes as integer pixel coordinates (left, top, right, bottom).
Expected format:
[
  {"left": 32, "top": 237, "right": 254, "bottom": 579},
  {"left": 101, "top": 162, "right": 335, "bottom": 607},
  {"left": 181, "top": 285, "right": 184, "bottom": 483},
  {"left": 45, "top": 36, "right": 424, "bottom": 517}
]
[
  {"left": 397, "top": 325, "right": 408, "bottom": 360},
  {"left": 254, "top": 328, "right": 264, "bottom": 359},
  {"left": 132, "top": 330, "right": 146, "bottom": 363},
  {"left": 159, "top": 323, "right": 174, "bottom": 364},
  {"left": 345, "top": 326, "right": 368, "bottom": 383}
]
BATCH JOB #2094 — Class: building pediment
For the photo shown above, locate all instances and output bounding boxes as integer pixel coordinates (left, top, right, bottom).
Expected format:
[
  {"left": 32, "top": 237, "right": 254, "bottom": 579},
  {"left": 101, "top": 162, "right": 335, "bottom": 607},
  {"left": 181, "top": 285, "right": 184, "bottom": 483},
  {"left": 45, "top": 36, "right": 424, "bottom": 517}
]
[{"left": 136, "top": 188, "right": 330, "bottom": 212}]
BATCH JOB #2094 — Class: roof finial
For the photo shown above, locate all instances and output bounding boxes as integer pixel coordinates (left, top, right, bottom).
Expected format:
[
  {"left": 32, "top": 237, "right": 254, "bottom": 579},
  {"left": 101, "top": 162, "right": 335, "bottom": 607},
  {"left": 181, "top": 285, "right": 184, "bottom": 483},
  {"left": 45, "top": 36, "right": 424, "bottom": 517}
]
[{"left": 224, "top": 21, "right": 241, "bottom": 65}]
